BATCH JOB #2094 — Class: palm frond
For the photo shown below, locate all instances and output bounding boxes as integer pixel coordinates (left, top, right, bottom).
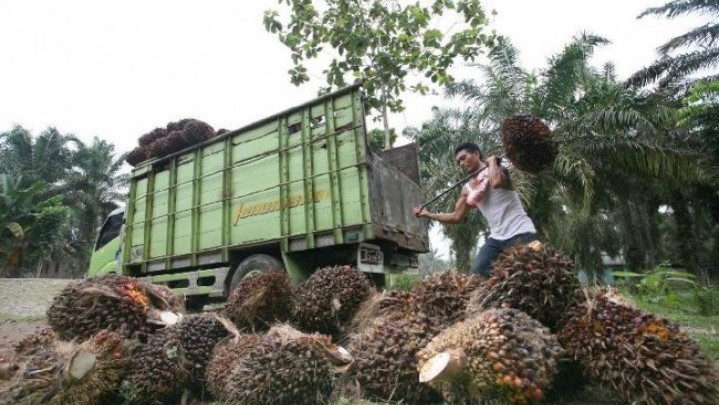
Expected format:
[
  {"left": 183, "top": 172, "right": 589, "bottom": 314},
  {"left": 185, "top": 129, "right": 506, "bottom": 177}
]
[
  {"left": 659, "top": 23, "right": 719, "bottom": 54},
  {"left": 638, "top": 0, "right": 719, "bottom": 19},
  {"left": 538, "top": 32, "right": 610, "bottom": 116}
]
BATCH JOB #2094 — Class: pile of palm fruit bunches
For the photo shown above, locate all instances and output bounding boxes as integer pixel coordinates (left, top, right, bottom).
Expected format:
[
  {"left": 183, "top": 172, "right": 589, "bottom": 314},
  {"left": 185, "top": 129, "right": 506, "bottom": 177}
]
[
  {"left": 1, "top": 249, "right": 716, "bottom": 405},
  {"left": 125, "top": 119, "right": 230, "bottom": 167},
  {"left": 1, "top": 118, "right": 718, "bottom": 404}
]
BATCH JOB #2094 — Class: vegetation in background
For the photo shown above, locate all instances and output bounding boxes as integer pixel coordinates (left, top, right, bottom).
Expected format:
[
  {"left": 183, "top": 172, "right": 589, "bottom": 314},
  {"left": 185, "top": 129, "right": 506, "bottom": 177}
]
[
  {"left": 264, "top": 0, "right": 497, "bottom": 149},
  {"left": 0, "top": 126, "right": 127, "bottom": 277}
]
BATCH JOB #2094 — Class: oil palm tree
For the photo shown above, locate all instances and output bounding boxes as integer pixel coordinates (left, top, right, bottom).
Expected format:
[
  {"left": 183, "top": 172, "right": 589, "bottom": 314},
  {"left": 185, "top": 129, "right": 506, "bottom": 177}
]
[{"left": 62, "top": 137, "right": 129, "bottom": 271}]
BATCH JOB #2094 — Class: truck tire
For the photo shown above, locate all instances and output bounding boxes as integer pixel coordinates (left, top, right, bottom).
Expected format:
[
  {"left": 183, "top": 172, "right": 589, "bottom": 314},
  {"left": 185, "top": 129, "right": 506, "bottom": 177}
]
[{"left": 229, "top": 254, "right": 284, "bottom": 293}]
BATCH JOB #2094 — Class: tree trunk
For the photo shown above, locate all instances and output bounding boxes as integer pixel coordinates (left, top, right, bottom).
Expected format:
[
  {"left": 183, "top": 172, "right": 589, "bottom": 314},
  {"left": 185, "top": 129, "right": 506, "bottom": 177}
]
[
  {"left": 617, "top": 200, "right": 646, "bottom": 271},
  {"left": 671, "top": 193, "right": 708, "bottom": 285},
  {"left": 381, "top": 88, "right": 391, "bottom": 150}
]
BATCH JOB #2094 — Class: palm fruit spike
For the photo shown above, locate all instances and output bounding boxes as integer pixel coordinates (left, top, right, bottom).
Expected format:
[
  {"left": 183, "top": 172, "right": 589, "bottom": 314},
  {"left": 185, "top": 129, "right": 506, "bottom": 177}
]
[
  {"left": 215, "top": 325, "right": 352, "bottom": 405},
  {"left": 46, "top": 274, "right": 183, "bottom": 341},
  {"left": 205, "top": 334, "right": 262, "bottom": 399},
  {"left": 467, "top": 243, "right": 582, "bottom": 331},
  {"left": 181, "top": 119, "right": 215, "bottom": 145},
  {"left": 411, "top": 271, "right": 484, "bottom": 326},
  {"left": 500, "top": 114, "right": 557, "bottom": 173},
  {"left": 346, "top": 308, "right": 443, "bottom": 403},
  {"left": 125, "top": 147, "right": 147, "bottom": 167},
  {"left": 138, "top": 127, "right": 167, "bottom": 147},
  {"left": 417, "top": 307, "right": 563, "bottom": 405},
  {"left": 224, "top": 269, "right": 295, "bottom": 332},
  {"left": 558, "top": 290, "right": 719, "bottom": 405},
  {"left": 293, "top": 265, "right": 374, "bottom": 336},
  {"left": 1, "top": 331, "right": 131, "bottom": 405}
]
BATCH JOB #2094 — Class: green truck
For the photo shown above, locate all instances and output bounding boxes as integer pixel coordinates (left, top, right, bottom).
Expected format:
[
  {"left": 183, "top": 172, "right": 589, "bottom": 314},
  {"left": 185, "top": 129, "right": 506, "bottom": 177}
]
[{"left": 88, "top": 84, "right": 429, "bottom": 308}]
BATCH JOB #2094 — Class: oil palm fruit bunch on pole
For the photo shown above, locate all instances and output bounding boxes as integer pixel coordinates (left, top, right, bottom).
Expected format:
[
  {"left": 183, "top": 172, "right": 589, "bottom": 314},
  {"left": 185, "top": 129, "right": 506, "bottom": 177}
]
[
  {"left": 467, "top": 242, "right": 582, "bottom": 331},
  {"left": 224, "top": 269, "right": 295, "bottom": 332},
  {"left": 293, "top": 265, "right": 374, "bottom": 336},
  {"left": 345, "top": 304, "right": 444, "bottom": 404},
  {"left": 211, "top": 325, "right": 352, "bottom": 405},
  {"left": 411, "top": 271, "right": 484, "bottom": 326},
  {"left": 46, "top": 274, "right": 183, "bottom": 341},
  {"left": 0, "top": 331, "right": 131, "bottom": 405},
  {"left": 417, "top": 307, "right": 562, "bottom": 405},
  {"left": 121, "top": 313, "right": 235, "bottom": 403},
  {"left": 500, "top": 115, "right": 557, "bottom": 173},
  {"left": 558, "top": 290, "right": 719, "bottom": 405}
]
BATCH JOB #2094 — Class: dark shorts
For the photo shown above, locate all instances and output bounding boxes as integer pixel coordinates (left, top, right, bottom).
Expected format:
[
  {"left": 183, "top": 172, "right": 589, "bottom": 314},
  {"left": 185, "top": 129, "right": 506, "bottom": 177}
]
[{"left": 470, "top": 232, "right": 539, "bottom": 277}]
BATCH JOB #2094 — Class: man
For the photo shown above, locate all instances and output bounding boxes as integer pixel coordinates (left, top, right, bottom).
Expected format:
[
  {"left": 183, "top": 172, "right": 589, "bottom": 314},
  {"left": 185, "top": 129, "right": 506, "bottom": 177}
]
[{"left": 412, "top": 142, "right": 538, "bottom": 277}]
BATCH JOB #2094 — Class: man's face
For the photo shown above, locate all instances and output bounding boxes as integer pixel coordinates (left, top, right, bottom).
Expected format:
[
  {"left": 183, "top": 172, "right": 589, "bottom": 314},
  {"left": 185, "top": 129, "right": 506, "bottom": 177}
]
[{"left": 455, "top": 150, "right": 482, "bottom": 173}]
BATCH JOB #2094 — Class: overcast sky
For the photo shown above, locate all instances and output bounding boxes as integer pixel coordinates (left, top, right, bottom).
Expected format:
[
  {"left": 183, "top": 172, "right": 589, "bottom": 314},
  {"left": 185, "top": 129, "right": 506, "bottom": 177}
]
[{"left": 0, "top": 0, "right": 704, "bottom": 259}]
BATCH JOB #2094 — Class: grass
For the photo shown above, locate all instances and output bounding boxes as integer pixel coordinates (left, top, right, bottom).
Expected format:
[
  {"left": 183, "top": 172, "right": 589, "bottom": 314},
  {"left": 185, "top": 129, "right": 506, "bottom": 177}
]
[{"left": 632, "top": 295, "right": 719, "bottom": 359}]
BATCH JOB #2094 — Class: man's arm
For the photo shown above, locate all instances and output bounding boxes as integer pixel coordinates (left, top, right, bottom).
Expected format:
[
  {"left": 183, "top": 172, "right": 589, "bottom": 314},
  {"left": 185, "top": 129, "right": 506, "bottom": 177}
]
[
  {"left": 488, "top": 156, "right": 512, "bottom": 189},
  {"left": 413, "top": 187, "right": 470, "bottom": 224}
]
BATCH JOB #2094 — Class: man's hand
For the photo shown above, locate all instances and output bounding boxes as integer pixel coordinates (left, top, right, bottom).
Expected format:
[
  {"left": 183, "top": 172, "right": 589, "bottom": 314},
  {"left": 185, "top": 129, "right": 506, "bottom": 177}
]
[
  {"left": 487, "top": 155, "right": 502, "bottom": 166},
  {"left": 413, "top": 205, "right": 427, "bottom": 218}
]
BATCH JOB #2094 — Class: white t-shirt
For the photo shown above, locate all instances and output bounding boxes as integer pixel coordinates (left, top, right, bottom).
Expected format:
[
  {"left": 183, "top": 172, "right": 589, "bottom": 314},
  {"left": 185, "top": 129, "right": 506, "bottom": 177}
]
[{"left": 465, "top": 183, "right": 536, "bottom": 240}]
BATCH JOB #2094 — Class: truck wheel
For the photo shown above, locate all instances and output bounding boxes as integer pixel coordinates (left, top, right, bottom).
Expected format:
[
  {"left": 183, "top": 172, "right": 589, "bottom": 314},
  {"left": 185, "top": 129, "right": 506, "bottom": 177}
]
[
  {"left": 229, "top": 254, "right": 284, "bottom": 293},
  {"left": 185, "top": 296, "right": 207, "bottom": 312}
]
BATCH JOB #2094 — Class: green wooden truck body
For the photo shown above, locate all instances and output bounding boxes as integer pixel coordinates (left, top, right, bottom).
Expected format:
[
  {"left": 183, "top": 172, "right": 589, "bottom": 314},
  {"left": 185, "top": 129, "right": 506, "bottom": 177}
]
[{"left": 88, "top": 84, "right": 428, "bottom": 301}]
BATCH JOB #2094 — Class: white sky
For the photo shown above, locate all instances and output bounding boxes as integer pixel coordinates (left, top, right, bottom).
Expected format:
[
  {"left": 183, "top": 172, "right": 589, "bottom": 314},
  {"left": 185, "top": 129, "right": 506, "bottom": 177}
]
[{"left": 0, "top": 0, "right": 705, "bottom": 260}]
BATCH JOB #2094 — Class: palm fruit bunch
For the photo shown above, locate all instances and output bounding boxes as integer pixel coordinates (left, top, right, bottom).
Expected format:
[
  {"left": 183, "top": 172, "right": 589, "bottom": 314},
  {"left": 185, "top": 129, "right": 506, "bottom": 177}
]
[
  {"left": 205, "top": 334, "right": 262, "bottom": 399},
  {"left": 120, "top": 327, "right": 185, "bottom": 404},
  {"left": 348, "top": 289, "right": 414, "bottom": 333},
  {"left": 46, "top": 274, "right": 183, "bottom": 341},
  {"left": 411, "top": 271, "right": 484, "bottom": 326},
  {"left": 125, "top": 147, "right": 147, "bottom": 167},
  {"left": 500, "top": 114, "right": 557, "bottom": 173},
  {"left": 174, "top": 313, "right": 234, "bottom": 389},
  {"left": 293, "top": 265, "right": 374, "bottom": 336},
  {"left": 558, "top": 290, "right": 719, "bottom": 405},
  {"left": 121, "top": 313, "right": 234, "bottom": 403},
  {"left": 181, "top": 119, "right": 215, "bottom": 144},
  {"left": 147, "top": 136, "right": 172, "bottom": 159},
  {"left": 224, "top": 269, "right": 295, "bottom": 332},
  {"left": 13, "top": 327, "right": 56, "bottom": 357},
  {"left": 467, "top": 243, "right": 582, "bottom": 331},
  {"left": 216, "top": 128, "right": 230, "bottom": 136},
  {"left": 211, "top": 325, "right": 352, "bottom": 405},
  {"left": 138, "top": 127, "right": 168, "bottom": 147},
  {"left": 417, "top": 307, "right": 563, "bottom": 405},
  {"left": 345, "top": 306, "right": 444, "bottom": 403},
  {"left": 166, "top": 118, "right": 194, "bottom": 132},
  {"left": 165, "top": 129, "right": 187, "bottom": 154},
  {"left": 0, "top": 331, "right": 131, "bottom": 405}
]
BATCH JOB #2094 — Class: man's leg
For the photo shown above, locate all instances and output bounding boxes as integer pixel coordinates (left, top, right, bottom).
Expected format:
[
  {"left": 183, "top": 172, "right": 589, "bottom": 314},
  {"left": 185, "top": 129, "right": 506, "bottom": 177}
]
[
  {"left": 506, "top": 232, "right": 539, "bottom": 248},
  {"left": 471, "top": 238, "right": 503, "bottom": 277}
]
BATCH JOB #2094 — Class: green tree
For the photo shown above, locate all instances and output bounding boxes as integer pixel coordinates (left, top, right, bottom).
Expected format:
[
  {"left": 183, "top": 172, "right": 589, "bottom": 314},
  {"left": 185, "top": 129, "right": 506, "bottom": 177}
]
[
  {"left": 62, "top": 137, "right": 129, "bottom": 271},
  {"left": 0, "top": 173, "right": 69, "bottom": 277},
  {"left": 628, "top": 0, "right": 719, "bottom": 88},
  {"left": 264, "top": 0, "right": 496, "bottom": 149}
]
